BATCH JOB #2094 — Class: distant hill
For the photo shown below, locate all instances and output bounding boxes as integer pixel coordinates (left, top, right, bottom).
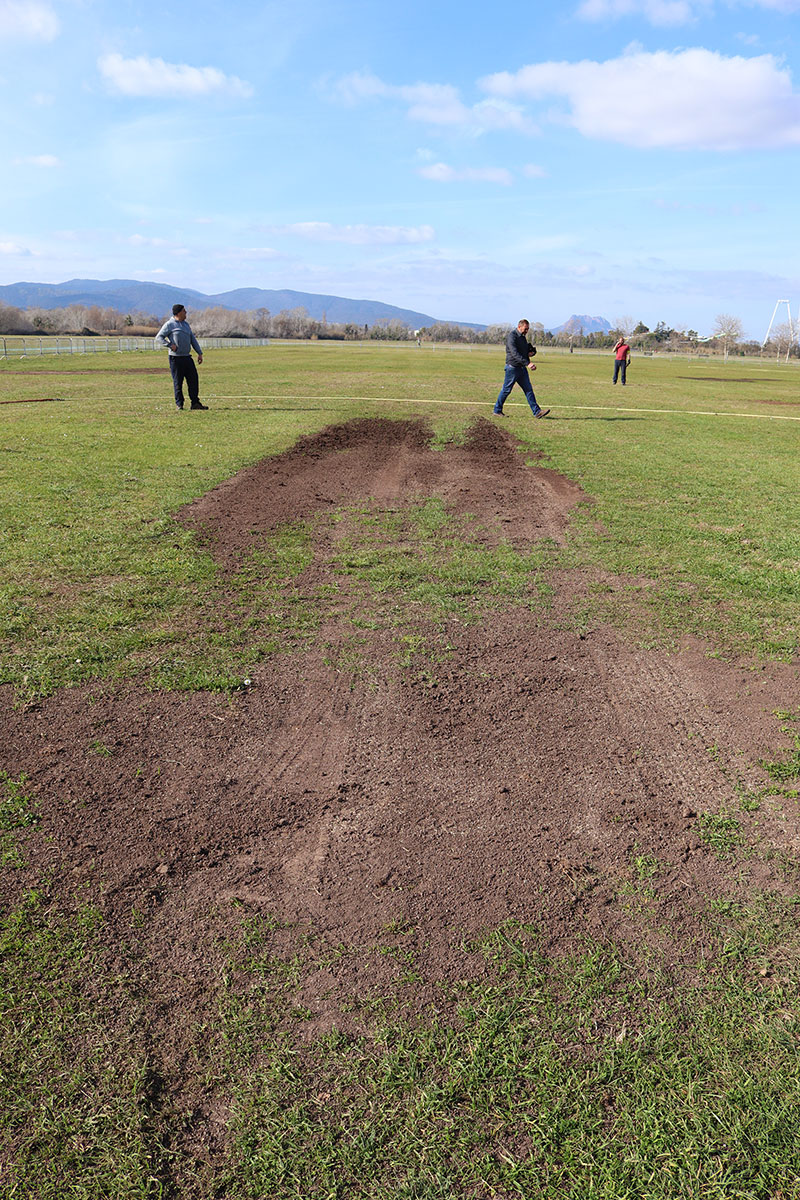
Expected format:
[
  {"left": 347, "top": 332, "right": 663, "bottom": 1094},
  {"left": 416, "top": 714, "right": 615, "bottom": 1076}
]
[
  {"left": 0, "top": 278, "right": 484, "bottom": 331},
  {"left": 550, "top": 314, "right": 612, "bottom": 335}
]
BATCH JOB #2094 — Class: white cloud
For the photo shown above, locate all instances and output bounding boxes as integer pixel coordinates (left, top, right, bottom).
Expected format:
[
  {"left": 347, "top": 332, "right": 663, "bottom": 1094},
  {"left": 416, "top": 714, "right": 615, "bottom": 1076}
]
[
  {"left": 124, "top": 234, "right": 169, "bottom": 247},
  {"left": 239, "top": 246, "right": 280, "bottom": 259},
  {"left": 577, "top": 0, "right": 800, "bottom": 19},
  {"left": 521, "top": 234, "right": 578, "bottom": 252},
  {"left": 418, "top": 163, "right": 513, "bottom": 185},
  {"left": 279, "top": 222, "right": 436, "bottom": 245},
  {"left": 576, "top": 0, "right": 699, "bottom": 23},
  {"left": 745, "top": 0, "right": 800, "bottom": 9},
  {"left": 400, "top": 82, "right": 470, "bottom": 126},
  {"left": 98, "top": 53, "right": 253, "bottom": 99},
  {"left": 0, "top": 241, "right": 32, "bottom": 255},
  {"left": 13, "top": 153, "right": 61, "bottom": 167},
  {"left": 0, "top": 0, "right": 58, "bottom": 41},
  {"left": 331, "top": 71, "right": 528, "bottom": 133},
  {"left": 482, "top": 49, "right": 800, "bottom": 150},
  {"left": 523, "top": 163, "right": 548, "bottom": 178}
]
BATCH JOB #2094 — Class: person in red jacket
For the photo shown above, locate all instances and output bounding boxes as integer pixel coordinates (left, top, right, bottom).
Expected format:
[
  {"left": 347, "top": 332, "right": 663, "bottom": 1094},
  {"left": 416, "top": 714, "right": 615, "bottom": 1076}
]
[{"left": 613, "top": 337, "right": 630, "bottom": 385}]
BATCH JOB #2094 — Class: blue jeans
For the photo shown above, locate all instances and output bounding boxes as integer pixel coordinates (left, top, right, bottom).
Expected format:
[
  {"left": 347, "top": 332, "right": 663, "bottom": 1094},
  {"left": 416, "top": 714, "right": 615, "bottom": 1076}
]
[
  {"left": 612, "top": 358, "right": 627, "bottom": 384},
  {"left": 494, "top": 364, "right": 541, "bottom": 415}
]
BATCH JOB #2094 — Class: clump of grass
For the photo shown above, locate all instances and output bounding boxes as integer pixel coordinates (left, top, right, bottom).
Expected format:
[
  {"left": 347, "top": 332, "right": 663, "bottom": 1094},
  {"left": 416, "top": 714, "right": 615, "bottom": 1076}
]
[
  {"left": 0, "top": 771, "right": 38, "bottom": 866},
  {"left": 697, "top": 811, "right": 743, "bottom": 855}
]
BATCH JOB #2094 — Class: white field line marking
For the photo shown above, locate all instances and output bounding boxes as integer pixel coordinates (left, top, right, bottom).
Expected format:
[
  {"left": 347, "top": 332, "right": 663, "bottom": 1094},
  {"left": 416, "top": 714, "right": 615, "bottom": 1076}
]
[{"left": 201, "top": 394, "right": 800, "bottom": 423}]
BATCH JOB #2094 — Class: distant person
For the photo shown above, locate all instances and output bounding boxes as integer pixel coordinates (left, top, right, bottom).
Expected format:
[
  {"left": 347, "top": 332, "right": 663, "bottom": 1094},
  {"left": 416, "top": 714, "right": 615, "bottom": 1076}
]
[
  {"left": 612, "top": 337, "right": 630, "bottom": 386},
  {"left": 155, "top": 304, "right": 207, "bottom": 410},
  {"left": 493, "top": 319, "right": 550, "bottom": 419}
]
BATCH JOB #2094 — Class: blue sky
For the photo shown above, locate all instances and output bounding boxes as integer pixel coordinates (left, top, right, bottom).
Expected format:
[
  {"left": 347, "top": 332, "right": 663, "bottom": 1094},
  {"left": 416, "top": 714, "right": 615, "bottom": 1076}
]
[{"left": 3, "top": 0, "right": 800, "bottom": 336}]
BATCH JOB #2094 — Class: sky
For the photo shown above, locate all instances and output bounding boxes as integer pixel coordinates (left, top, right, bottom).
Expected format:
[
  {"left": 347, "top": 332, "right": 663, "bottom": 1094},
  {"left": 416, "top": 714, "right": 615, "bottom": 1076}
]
[{"left": 3, "top": 0, "right": 800, "bottom": 337}]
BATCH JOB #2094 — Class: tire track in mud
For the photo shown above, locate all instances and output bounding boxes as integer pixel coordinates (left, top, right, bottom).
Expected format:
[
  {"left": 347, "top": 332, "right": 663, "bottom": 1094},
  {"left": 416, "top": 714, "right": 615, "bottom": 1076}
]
[{"left": 2, "top": 415, "right": 800, "bottom": 1019}]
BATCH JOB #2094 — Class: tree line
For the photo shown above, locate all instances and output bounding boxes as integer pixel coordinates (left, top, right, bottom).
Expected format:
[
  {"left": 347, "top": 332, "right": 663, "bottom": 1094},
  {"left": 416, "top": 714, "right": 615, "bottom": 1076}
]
[{"left": 0, "top": 301, "right": 795, "bottom": 357}]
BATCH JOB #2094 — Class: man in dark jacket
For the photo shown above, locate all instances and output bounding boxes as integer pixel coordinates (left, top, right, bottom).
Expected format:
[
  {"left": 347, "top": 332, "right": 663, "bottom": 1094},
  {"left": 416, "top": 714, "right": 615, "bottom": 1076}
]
[{"left": 493, "top": 319, "right": 549, "bottom": 418}]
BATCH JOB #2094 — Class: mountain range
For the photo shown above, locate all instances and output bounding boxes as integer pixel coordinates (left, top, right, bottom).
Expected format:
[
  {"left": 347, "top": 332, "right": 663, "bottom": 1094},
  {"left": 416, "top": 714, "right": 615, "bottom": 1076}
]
[
  {"left": 550, "top": 314, "right": 613, "bottom": 335},
  {"left": 0, "top": 278, "right": 481, "bottom": 331},
  {"left": 0, "top": 278, "right": 613, "bottom": 336}
]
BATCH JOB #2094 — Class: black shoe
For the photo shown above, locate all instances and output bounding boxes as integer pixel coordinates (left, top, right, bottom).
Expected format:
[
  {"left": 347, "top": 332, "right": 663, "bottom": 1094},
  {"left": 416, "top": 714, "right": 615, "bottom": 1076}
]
[
  {"left": 535, "top": 408, "right": 551, "bottom": 419},
  {"left": 176, "top": 403, "right": 184, "bottom": 410},
  {"left": 190, "top": 402, "right": 208, "bottom": 410}
]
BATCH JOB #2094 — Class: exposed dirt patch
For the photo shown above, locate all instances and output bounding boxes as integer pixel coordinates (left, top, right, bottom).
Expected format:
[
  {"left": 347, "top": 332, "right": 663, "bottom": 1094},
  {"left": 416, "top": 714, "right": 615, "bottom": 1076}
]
[
  {"left": 180, "top": 416, "right": 584, "bottom": 569},
  {"left": 0, "top": 396, "right": 66, "bottom": 404},
  {"left": 3, "top": 415, "right": 800, "bottom": 1148},
  {"left": 677, "top": 375, "right": 781, "bottom": 384}
]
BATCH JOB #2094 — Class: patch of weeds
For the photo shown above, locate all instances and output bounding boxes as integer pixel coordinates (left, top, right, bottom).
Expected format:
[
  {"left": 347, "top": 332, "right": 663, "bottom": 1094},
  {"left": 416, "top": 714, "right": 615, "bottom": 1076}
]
[
  {"left": 697, "top": 811, "right": 743, "bottom": 855},
  {"left": 760, "top": 710, "right": 800, "bottom": 786},
  {"left": 90, "top": 738, "right": 112, "bottom": 757},
  {"left": 706, "top": 892, "right": 800, "bottom": 975},
  {"left": 244, "top": 522, "right": 314, "bottom": 583},
  {"left": 331, "top": 499, "right": 553, "bottom": 658},
  {"left": 633, "top": 849, "right": 661, "bottom": 880},
  {"left": 0, "top": 890, "right": 169, "bottom": 1198},
  {"left": 381, "top": 916, "right": 415, "bottom": 935},
  {"left": 761, "top": 746, "right": 800, "bottom": 784},
  {"left": 150, "top": 659, "right": 250, "bottom": 693},
  {"left": 3, "top": 514, "right": 318, "bottom": 700},
  {"left": 0, "top": 771, "right": 38, "bottom": 867},
  {"left": 213, "top": 920, "right": 800, "bottom": 1199},
  {"left": 395, "top": 632, "right": 426, "bottom": 668},
  {"left": 349, "top": 613, "right": 379, "bottom": 631},
  {"left": 616, "top": 849, "right": 663, "bottom": 907}
]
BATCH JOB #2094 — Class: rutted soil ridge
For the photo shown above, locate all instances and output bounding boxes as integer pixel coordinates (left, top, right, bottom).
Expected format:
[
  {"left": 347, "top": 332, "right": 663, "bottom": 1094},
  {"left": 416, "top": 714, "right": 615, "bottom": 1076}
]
[{"left": 2, "top": 415, "right": 800, "bottom": 1112}]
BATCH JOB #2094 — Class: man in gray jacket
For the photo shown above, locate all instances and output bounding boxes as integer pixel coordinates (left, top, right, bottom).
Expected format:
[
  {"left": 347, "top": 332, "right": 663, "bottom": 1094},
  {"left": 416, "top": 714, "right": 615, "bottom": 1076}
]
[
  {"left": 155, "top": 303, "right": 207, "bottom": 410},
  {"left": 493, "top": 319, "right": 549, "bottom": 419}
]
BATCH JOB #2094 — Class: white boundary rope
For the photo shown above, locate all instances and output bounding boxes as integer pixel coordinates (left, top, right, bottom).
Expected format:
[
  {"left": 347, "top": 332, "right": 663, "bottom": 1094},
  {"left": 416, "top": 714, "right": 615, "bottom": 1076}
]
[{"left": 193, "top": 394, "right": 800, "bottom": 423}]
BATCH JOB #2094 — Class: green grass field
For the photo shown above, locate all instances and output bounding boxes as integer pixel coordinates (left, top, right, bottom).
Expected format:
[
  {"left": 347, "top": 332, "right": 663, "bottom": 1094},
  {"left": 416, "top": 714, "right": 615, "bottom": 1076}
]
[
  {"left": 3, "top": 344, "right": 800, "bottom": 1197},
  {"left": 2, "top": 344, "right": 800, "bottom": 698}
]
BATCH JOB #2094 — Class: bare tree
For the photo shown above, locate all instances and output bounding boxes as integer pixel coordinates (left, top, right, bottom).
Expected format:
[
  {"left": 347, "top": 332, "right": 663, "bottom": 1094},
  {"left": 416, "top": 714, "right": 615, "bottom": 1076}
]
[
  {"left": 192, "top": 306, "right": 252, "bottom": 337},
  {"left": 0, "top": 303, "right": 33, "bottom": 333},
  {"left": 713, "top": 313, "right": 743, "bottom": 361},
  {"left": 251, "top": 307, "right": 271, "bottom": 337},
  {"left": 482, "top": 324, "right": 509, "bottom": 343},
  {"left": 766, "top": 321, "right": 796, "bottom": 361},
  {"left": 613, "top": 315, "right": 635, "bottom": 338}
]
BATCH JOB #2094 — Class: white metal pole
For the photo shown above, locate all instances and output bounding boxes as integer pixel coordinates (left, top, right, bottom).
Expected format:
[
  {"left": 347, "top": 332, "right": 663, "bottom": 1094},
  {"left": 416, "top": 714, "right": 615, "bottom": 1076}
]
[{"left": 763, "top": 299, "right": 789, "bottom": 349}]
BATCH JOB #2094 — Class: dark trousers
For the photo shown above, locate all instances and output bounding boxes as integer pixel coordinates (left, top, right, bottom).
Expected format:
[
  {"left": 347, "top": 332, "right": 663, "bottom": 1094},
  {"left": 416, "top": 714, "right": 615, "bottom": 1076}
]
[
  {"left": 612, "top": 358, "right": 627, "bottom": 385},
  {"left": 169, "top": 355, "right": 200, "bottom": 407}
]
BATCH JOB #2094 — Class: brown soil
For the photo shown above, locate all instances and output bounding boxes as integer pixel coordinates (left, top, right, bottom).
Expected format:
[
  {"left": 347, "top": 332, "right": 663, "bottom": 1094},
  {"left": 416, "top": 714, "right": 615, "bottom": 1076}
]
[
  {"left": 0, "top": 396, "right": 67, "bottom": 404},
  {"left": 676, "top": 375, "right": 781, "bottom": 384},
  {"left": 3, "top": 415, "right": 800, "bottom": 1148}
]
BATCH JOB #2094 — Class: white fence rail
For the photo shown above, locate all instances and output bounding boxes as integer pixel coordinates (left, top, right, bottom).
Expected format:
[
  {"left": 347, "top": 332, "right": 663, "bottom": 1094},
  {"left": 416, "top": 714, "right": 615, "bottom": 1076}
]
[{"left": 0, "top": 336, "right": 271, "bottom": 359}]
